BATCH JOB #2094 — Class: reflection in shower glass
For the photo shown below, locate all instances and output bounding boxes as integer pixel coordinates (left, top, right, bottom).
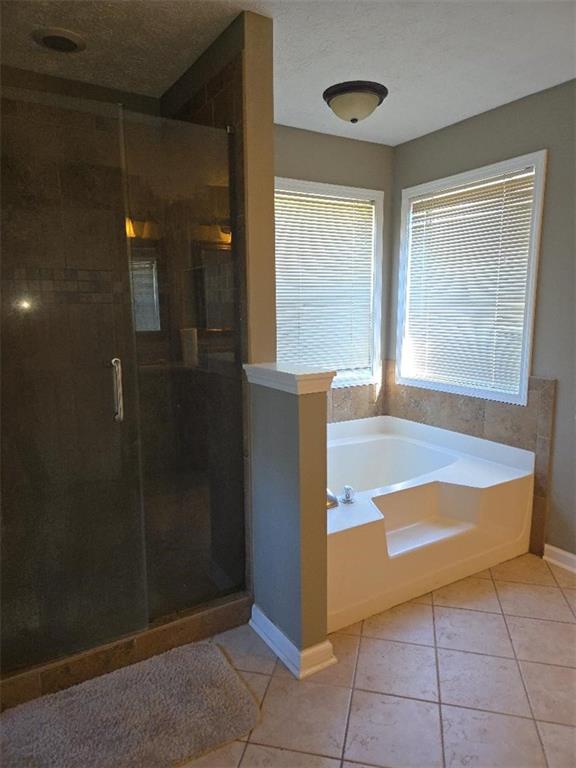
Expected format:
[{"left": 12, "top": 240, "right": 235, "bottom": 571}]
[
  {"left": 131, "top": 252, "right": 161, "bottom": 332},
  {"left": 123, "top": 113, "right": 245, "bottom": 622}
]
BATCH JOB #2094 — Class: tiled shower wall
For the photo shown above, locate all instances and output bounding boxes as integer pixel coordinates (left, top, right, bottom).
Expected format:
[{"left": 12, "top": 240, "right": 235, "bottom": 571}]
[{"left": 328, "top": 360, "right": 556, "bottom": 553}]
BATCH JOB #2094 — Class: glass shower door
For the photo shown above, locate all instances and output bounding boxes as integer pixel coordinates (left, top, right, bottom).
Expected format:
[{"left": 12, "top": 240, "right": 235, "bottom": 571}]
[
  {"left": 1, "top": 92, "right": 246, "bottom": 674},
  {"left": 0, "top": 91, "right": 148, "bottom": 672},
  {"left": 123, "top": 113, "right": 246, "bottom": 622}
]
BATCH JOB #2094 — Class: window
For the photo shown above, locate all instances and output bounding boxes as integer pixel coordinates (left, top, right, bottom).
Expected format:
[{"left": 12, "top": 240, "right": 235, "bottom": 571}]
[
  {"left": 275, "top": 178, "right": 383, "bottom": 386},
  {"left": 131, "top": 253, "right": 161, "bottom": 332},
  {"left": 397, "top": 151, "right": 546, "bottom": 405}
]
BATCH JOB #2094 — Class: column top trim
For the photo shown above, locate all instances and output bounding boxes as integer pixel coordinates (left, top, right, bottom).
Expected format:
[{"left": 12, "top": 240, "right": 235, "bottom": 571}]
[{"left": 243, "top": 363, "right": 336, "bottom": 395}]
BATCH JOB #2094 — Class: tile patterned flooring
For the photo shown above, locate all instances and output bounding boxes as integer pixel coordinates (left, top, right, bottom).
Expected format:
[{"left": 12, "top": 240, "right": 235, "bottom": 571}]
[{"left": 187, "top": 555, "right": 576, "bottom": 768}]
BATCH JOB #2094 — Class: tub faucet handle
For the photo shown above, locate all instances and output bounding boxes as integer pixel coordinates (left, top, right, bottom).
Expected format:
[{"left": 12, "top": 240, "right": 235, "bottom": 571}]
[{"left": 342, "top": 485, "right": 355, "bottom": 504}]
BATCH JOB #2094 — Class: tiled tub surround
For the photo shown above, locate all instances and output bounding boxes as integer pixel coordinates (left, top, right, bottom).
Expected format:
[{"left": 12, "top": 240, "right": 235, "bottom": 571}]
[
  {"left": 186, "top": 555, "right": 576, "bottom": 768},
  {"left": 327, "top": 382, "right": 381, "bottom": 423},
  {"left": 327, "top": 417, "right": 534, "bottom": 632},
  {"left": 329, "top": 361, "right": 556, "bottom": 554}
]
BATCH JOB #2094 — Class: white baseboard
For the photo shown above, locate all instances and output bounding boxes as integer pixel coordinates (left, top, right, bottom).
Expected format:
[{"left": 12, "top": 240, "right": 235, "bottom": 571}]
[
  {"left": 544, "top": 544, "right": 576, "bottom": 574},
  {"left": 249, "top": 605, "right": 336, "bottom": 680}
]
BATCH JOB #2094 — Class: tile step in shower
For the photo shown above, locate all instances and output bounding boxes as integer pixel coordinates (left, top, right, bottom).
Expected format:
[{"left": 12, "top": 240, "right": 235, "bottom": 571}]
[{"left": 387, "top": 517, "right": 476, "bottom": 557}]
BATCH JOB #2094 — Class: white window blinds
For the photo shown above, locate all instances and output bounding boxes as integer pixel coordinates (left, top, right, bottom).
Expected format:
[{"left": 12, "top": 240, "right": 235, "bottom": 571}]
[
  {"left": 275, "top": 182, "right": 380, "bottom": 383},
  {"left": 131, "top": 256, "right": 161, "bottom": 332},
  {"left": 397, "top": 152, "right": 546, "bottom": 405}
]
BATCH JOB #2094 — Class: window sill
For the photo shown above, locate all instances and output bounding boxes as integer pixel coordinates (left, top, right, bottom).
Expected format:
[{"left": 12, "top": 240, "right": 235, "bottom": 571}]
[
  {"left": 396, "top": 375, "right": 527, "bottom": 407},
  {"left": 331, "top": 374, "right": 380, "bottom": 390}
]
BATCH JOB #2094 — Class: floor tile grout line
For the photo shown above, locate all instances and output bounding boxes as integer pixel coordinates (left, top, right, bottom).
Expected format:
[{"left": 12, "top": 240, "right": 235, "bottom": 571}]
[
  {"left": 349, "top": 685, "right": 575, "bottom": 727},
  {"left": 431, "top": 591, "right": 447, "bottom": 768},
  {"left": 560, "top": 586, "right": 576, "bottom": 620},
  {"left": 244, "top": 740, "right": 397, "bottom": 768},
  {"left": 227, "top": 577, "right": 573, "bottom": 768},
  {"left": 346, "top": 684, "right": 575, "bottom": 728},
  {"left": 242, "top": 712, "right": 576, "bottom": 767},
  {"left": 236, "top": 739, "right": 250, "bottom": 767},
  {"left": 431, "top": 601, "right": 575, "bottom": 624},
  {"left": 339, "top": 620, "right": 363, "bottom": 764},
  {"left": 489, "top": 565, "right": 550, "bottom": 768},
  {"left": 357, "top": 596, "right": 576, "bottom": 624},
  {"left": 246, "top": 738, "right": 347, "bottom": 762},
  {"left": 542, "top": 557, "right": 576, "bottom": 594},
  {"left": 242, "top": 661, "right": 277, "bottom": 751},
  {"left": 491, "top": 579, "right": 576, "bottom": 624},
  {"left": 228, "top": 567, "right": 573, "bottom": 765},
  {"left": 355, "top": 633, "right": 575, "bottom": 669},
  {"left": 549, "top": 564, "right": 576, "bottom": 618}
]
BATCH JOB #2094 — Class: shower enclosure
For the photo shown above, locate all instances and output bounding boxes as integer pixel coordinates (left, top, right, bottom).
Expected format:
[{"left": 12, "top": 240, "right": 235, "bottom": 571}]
[{"left": 1, "top": 88, "right": 246, "bottom": 673}]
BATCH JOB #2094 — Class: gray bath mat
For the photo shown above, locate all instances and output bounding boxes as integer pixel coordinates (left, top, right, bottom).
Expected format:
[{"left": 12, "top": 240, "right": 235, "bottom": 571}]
[{"left": 0, "top": 642, "right": 259, "bottom": 767}]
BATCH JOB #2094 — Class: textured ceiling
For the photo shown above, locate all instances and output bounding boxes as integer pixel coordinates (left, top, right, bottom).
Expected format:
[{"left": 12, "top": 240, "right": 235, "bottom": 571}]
[{"left": 1, "top": 0, "right": 575, "bottom": 145}]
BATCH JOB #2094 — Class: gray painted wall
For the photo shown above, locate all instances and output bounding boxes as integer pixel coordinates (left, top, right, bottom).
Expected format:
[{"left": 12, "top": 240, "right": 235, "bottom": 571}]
[
  {"left": 249, "top": 384, "right": 328, "bottom": 648},
  {"left": 390, "top": 80, "right": 575, "bottom": 552}
]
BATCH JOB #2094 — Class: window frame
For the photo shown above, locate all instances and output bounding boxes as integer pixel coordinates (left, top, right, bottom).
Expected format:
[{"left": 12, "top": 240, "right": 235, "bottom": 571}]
[
  {"left": 274, "top": 177, "right": 384, "bottom": 388},
  {"left": 395, "top": 150, "right": 547, "bottom": 406}
]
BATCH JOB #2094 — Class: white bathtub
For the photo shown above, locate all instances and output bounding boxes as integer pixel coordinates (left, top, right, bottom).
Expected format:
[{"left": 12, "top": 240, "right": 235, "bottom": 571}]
[{"left": 327, "top": 416, "right": 534, "bottom": 632}]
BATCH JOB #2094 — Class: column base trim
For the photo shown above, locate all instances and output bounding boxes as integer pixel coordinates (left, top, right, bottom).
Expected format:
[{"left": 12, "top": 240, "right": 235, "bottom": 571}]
[{"left": 249, "top": 605, "right": 336, "bottom": 680}]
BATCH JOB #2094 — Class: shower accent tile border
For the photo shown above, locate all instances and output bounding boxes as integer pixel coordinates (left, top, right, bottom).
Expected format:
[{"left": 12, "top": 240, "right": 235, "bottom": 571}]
[{"left": 0, "top": 593, "right": 252, "bottom": 712}]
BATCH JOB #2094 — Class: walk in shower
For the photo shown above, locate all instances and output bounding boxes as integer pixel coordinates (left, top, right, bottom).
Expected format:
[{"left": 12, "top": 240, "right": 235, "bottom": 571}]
[{"left": 1, "top": 88, "right": 246, "bottom": 673}]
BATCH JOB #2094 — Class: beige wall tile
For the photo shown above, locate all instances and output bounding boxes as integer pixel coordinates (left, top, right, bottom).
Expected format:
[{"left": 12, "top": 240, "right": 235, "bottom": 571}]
[
  {"left": 326, "top": 391, "right": 333, "bottom": 423},
  {"left": 483, "top": 390, "right": 539, "bottom": 452},
  {"left": 532, "top": 378, "right": 556, "bottom": 439},
  {"left": 530, "top": 496, "right": 548, "bottom": 556},
  {"left": 330, "top": 384, "right": 379, "bottom": 423},
  {"left": 534, "top": 437, "right": 551, "bottom": 497}
]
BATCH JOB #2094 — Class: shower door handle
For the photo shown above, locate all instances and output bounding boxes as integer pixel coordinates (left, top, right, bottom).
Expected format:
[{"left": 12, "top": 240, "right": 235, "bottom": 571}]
[{"left": 111, "top": 358, "right": 124, "bottom": 423}]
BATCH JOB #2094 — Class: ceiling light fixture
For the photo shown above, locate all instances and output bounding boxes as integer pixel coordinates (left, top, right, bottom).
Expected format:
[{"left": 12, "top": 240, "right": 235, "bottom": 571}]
[
  {"left": 32, "top": 28, "right": 86, "bottom": 53},
  {"left": 322, "top": 81, "right": 388, "bottom": 124}
]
